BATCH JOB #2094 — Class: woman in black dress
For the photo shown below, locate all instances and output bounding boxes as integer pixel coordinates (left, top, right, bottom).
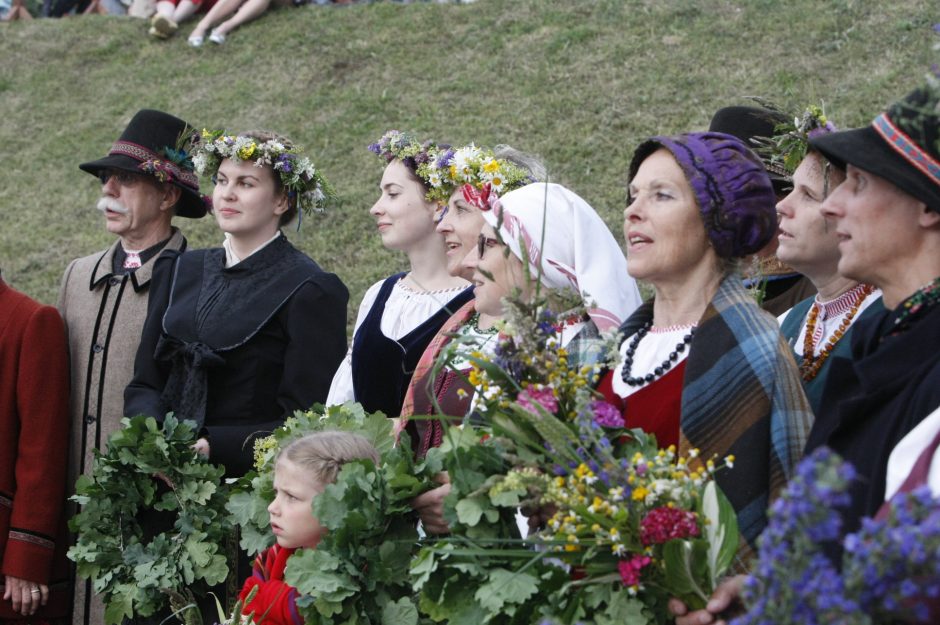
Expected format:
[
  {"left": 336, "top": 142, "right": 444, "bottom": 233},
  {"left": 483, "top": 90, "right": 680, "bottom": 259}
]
[{"left": 125, "top": 130, "right": 348, "bottom": 477}]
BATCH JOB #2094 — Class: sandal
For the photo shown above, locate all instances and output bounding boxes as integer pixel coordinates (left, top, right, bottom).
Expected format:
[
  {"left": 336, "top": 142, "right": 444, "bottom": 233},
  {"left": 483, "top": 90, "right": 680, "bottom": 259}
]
[
  {"left": 208, "top": 30, "right": 226, "bottom": 44},
  {"left": 188, "top": 35, "right": 204, "bottom": 47}
]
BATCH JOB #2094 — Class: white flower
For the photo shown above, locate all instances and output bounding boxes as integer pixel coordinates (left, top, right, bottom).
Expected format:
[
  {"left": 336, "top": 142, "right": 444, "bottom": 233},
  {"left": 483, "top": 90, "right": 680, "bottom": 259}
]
[
  {"left": 193, "top": 152, "right": 209, "bottom": 175},
  {"left": 452, "top": 145, "right": 482, "bottom": 182}
]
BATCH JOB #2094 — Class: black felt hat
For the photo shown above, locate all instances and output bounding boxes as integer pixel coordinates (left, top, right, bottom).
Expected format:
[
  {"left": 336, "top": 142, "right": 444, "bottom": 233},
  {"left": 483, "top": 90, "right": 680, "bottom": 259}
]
[
  {"left": 79, "top": 109, "right": 206, "bottom": 218},
  {"left": 810, "top": 86, "right": 940, "bottom": 213},
  {"left": 709, "top": 105, "right": 791, "bottom": 192}
]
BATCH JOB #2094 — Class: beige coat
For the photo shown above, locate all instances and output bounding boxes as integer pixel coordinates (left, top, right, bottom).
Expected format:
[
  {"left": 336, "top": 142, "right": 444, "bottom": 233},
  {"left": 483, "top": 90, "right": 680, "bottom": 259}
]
[{"left": 57, "top": 228, "right": 186, "bottom": 625}]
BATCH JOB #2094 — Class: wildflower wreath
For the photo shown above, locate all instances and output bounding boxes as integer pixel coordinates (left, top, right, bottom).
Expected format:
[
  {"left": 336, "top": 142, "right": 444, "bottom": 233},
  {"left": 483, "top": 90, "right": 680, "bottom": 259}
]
[
  {"left": 226, "top": 402, "right": 436, "bottom": 625},
  {"left": 68, "top": 415, "right": 231, "bottom": 625}
]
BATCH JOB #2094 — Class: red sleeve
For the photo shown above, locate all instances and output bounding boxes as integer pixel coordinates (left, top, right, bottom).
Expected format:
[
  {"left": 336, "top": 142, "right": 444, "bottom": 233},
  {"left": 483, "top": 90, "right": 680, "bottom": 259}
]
[
  {"left": 238, "top": 548, "right": 303, "bottom": 625},
  {"left": 1, "top": 305, "right": 70, "bottom": 583}
]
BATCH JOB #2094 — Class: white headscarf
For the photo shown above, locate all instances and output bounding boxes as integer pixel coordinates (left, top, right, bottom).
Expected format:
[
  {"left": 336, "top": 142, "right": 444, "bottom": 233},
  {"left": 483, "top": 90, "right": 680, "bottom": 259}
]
[{"left": 480, "top": 182, "right": 642, "bottom": 331}]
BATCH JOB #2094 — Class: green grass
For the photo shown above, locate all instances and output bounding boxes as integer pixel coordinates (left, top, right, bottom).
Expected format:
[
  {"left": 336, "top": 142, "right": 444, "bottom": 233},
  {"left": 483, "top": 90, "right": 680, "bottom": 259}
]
[{"left": 1, "top": 0, "right": 935, "bottom": 323}]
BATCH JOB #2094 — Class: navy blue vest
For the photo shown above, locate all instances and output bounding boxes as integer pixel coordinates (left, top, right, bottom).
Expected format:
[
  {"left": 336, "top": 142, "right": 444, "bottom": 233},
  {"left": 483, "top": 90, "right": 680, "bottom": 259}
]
[{"left": 351, "top": 273, "right": 473, "bottom": 417}]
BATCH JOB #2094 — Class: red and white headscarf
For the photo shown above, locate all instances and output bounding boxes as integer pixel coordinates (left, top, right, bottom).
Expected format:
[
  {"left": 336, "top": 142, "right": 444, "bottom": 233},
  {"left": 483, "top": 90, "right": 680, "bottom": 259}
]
[{"left": 476, "top": 182, "right": 642, "bottom": 331}]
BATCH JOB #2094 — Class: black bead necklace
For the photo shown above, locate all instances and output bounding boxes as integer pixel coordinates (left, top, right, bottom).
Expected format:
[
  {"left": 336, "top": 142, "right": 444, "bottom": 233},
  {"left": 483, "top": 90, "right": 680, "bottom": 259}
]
[{"left": 620, "top": 321, "right": 695, "bottom": 387}]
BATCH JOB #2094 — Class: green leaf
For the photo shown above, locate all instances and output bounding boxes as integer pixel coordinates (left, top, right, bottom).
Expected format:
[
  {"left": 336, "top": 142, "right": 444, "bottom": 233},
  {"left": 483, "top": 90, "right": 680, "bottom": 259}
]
[
  {"left": 490, "top": 486, "right": 524, "bottom": 507},
  {"left": 661, "top": 539, "right": 709, "bottom": 610},
  {"left": 455, "top": 497, "right": 486, "bottom": 526},
  {"left": 381, "top": 596, "right": 418, "bottom": 625},
  {"left": 409, "top": 548, "right": 440, "bottom": 592},
  {"left": 104, "top": 584, "right": 136, "bottom": 625},
  {"left": 473, "top": 568, "right": 539, "bottom": 614},
  {"left": 701, "top": 480, "right": 740, "bottom": 589},
  {"left": 595, "top": 590, "right": 652, "bottom": 625}
]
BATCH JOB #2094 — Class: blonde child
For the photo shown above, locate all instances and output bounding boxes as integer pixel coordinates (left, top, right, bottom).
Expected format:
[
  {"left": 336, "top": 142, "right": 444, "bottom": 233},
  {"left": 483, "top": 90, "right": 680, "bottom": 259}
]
[{"left": 238, "top": 431, "right": 380, "bottom": 625}]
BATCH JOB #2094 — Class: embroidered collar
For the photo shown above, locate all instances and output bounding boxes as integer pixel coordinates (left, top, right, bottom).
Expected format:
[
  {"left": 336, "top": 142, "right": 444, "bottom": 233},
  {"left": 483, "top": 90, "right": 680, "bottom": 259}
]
[{"left": 813, "top": 283, "right": 874, "bottom": 321}]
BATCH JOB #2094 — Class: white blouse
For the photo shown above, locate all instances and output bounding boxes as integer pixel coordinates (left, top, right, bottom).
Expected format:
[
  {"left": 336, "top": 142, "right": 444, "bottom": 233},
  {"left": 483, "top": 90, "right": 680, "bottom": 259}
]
[
  {"left": 326, "top": 277, "right": 468, "bottom": 406},
  {"left": 609, "top": 325, "right": 695, "bottom": 399},
  {"left": 884, "top": 405, "right": 940, "bottom": 501}
]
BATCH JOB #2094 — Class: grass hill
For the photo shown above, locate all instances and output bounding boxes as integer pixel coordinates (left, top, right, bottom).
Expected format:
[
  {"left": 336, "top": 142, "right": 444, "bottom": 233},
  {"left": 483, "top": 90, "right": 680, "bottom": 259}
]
[{"left": 1, "top": 0, "right": 935, "bottom": 323}]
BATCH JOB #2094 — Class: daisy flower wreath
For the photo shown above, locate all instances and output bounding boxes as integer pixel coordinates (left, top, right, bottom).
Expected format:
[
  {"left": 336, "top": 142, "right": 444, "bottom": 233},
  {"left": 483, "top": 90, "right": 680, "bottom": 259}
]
[
  {"left": 193, "top": 129, "right": 336, "bottom": 216},
  {"left": 67, "top": 415, "right": 232, "bottom": 625}
]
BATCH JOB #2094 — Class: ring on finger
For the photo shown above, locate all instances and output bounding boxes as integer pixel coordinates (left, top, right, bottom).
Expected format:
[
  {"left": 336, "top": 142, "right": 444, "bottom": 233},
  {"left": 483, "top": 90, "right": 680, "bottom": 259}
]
[{"left": 30, "top": 589, "right": 41, "bottom": 594}]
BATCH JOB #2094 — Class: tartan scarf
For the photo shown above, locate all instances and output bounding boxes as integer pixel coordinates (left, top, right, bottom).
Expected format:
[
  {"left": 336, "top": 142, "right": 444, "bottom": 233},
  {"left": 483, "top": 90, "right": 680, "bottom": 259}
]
[{"left": 620, "top": 275, "right": 814, "bottom": 550}]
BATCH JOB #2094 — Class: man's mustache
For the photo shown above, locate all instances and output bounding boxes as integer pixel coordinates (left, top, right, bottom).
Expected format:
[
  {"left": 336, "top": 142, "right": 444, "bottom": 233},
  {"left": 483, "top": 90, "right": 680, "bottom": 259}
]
[{"left": 97, "top": 197, "right": 129, "bottom": 214}]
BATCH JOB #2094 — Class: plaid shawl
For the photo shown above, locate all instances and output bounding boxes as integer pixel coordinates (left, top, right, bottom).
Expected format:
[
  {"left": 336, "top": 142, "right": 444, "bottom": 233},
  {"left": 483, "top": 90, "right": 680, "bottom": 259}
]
[{"left": 620, "top": 275, "right": 813, "bottom": 549}]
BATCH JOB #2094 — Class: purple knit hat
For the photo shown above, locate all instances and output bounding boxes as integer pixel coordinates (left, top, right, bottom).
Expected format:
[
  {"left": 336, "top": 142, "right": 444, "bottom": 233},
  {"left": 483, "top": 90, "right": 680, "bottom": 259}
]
[{"left": 628, "top": 131, "right": 778, "bottom": 259}]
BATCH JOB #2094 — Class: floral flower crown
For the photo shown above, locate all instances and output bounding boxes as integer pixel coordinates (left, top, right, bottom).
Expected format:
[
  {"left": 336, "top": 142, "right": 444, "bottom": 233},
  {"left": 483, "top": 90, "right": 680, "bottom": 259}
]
[
  {"left": 420, "top": 143, "right": 536, "bottom": 203},
  {"left": 367, "top": 130, "right": 442, "bottom": 193},
  {"left": 368, "top": 131, "right": 535, "bottom": 203},
  {"left": 193, "top": 129, "right": 336, "bottom": 216},
  {"left": 755, "top": 103, "right": 838, "bottom": 175}
]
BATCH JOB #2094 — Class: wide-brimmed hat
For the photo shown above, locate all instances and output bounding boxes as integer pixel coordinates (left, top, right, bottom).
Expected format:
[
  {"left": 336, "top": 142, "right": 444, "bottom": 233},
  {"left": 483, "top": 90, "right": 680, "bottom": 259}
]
[
  {"left": 809, "top": 86, "right": 940, "bottom": 213},
  {"left": 709, "top": 105, "right": 791, "bottom": 192},
  {"left": 79, "top": 109, "right": 206, "bottom": 218},
  {"left": 629, "top": 131, "right": 778, "bottom": 259}
]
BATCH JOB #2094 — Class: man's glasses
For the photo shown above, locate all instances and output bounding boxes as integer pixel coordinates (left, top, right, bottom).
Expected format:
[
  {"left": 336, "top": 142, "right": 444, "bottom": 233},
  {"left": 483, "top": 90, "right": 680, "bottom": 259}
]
[{"left": 477, "top": 233, "right": 501, "bottom": 259}]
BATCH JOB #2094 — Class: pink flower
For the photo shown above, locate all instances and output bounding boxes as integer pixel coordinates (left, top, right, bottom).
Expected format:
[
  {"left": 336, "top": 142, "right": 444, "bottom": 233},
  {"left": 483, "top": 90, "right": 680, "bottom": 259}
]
[
  {"left": 640, "top": 507, "right": 700, "bottom": 545},
  {"left": 592, "top": 400, "right": 624, "bottom": 428},
  {"left": 517, "top": 386, "right": 559, "bottom": 415},
  {"left": 618, "top": 554, "right": 651, "bottom": 586}
]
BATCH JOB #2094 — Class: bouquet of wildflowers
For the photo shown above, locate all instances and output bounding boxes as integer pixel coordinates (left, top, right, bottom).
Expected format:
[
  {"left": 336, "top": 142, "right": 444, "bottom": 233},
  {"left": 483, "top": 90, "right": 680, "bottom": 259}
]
[
  {"left": 732, "top": 447, "right": 940, "bottom": 625},
  {"left": 412, "top": 291, "right": 740, "bottom": 625}
]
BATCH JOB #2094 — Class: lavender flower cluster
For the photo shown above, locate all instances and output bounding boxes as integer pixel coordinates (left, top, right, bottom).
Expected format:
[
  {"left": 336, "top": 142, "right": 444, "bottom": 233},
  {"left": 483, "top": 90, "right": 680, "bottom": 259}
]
[{"left": 732, "top": 447, "right": 940, "bottom": 625}]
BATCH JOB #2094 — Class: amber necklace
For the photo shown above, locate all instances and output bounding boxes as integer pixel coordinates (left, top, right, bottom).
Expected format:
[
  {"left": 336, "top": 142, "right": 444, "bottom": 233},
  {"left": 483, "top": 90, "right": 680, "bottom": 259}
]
[{"left": 800, "top": 284, "right": 875, "bottom": 381}]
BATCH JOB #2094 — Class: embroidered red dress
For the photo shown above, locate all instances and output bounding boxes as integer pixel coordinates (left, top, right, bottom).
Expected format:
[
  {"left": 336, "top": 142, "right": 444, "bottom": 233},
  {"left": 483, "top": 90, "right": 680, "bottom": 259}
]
[{"left": 238, "top": 545, "right": 302, "bottom": 625}]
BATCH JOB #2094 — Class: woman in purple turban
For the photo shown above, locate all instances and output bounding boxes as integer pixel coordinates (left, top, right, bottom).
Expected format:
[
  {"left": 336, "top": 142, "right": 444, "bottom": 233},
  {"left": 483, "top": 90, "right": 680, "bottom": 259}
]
[{"left": 597, "top": 132, "right": 813, "bottom": 556}]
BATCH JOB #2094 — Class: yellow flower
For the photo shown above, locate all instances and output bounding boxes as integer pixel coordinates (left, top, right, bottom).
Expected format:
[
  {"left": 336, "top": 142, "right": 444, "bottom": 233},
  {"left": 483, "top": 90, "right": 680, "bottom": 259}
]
[
  {"left": 632, "top": 487, "right": 649, "bottom": 501},
  {"left": 237, "top": 143, "right": 257, "bottom": 160},
  {"left": 482, "top": 159, "right": 500, "bottom": 174}
]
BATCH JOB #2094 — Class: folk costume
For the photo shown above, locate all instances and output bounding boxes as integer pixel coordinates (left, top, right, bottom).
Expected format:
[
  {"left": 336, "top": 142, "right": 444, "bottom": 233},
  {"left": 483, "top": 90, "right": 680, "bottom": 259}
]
[
  {"left": 58, "top": 109, "right": 206, "bottom": 625},
  {"left": 602, "top": 132, "right": 814, "bottom": 551},
  {"left": 238, "top": 545, "right": 302, "bottom": 625},
  {"left": 0, "top": 277, "right": 71, "bottom": 623},
  {"left": 779, "top": 286, "right": 884, "bottom": 414},
  {"left": 602, "top": 277, "right": 813, "bottom": 547},
  {"left": 125, "top": 232, "right": 348, "bottom": 478},
  {"left": 327, "top": 275, "right": 473, "bottom": 419},
  {"left": 398, "top": 183, "right": 642, "bottom": 457},
  {"left": 806, "top": 84, "right": 940, "bottom": 539},
  {"left": 806, "top": 286, "right": 940, "bottom": 536}
]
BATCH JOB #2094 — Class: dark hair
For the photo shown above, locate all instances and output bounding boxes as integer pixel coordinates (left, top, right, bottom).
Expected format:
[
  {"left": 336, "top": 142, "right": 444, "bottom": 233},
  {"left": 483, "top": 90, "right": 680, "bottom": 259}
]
[{"left": 240, "top": 130, "right": 296, "bottom": 226}]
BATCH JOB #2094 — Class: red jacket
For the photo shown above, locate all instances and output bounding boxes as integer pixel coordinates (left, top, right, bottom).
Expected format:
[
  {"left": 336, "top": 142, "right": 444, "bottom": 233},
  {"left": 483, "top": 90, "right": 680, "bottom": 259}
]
[
  {"left": 239, "top": 545, "right": 303, "bottom": 625},
  {"left": 0, "top": 278, "right": 71, "bottom": 619}
]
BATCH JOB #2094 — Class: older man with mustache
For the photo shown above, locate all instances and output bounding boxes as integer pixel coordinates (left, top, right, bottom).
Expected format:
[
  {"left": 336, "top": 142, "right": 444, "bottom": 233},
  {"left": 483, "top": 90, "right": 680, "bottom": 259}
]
[{"left": 56, "top": 109, "right": 205, "bottom": 625}]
